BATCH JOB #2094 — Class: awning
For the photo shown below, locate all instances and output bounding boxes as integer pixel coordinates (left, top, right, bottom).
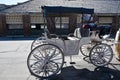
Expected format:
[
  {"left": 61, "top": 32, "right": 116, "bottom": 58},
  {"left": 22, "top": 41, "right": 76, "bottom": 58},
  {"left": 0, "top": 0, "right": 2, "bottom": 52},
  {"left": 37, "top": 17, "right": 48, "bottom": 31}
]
[{"left": 42, "top": 6, "right": 94, "bottom": 16}]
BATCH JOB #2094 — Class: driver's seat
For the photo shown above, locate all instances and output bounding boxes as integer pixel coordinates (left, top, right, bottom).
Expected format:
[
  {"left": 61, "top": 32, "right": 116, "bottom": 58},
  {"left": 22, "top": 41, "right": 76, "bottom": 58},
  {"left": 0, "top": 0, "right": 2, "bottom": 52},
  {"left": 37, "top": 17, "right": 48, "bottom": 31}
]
[{"left": 74, "top": 27, "right": 90, "bottom": 38}]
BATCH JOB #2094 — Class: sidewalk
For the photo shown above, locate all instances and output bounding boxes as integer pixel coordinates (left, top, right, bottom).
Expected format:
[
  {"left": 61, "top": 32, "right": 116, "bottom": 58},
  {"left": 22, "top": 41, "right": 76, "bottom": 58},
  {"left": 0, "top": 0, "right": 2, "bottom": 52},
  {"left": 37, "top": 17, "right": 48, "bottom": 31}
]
[{"left": 0, "top": 40, "right": 120, "bottom": 80}]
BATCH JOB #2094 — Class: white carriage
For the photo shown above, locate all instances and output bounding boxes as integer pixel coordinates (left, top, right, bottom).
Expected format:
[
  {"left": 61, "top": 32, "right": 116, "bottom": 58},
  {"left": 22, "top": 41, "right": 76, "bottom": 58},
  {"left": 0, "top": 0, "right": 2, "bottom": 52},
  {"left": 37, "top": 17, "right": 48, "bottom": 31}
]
[{"left": 27, "top": 6, "right": 113, "bottom": 79}]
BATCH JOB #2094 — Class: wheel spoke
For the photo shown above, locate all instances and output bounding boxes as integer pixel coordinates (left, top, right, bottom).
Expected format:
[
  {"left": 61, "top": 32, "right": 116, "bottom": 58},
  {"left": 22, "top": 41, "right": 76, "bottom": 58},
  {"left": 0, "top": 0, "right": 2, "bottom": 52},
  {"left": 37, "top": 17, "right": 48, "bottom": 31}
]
[
  {"left": 80, "top": 44, "right": 93, "bottom": 57},
  {"left": 29, "top": 58, "right": 38, "bottom": 61},
  {"left": 33, "top": 54, "right": 43, "bottom": 61},
  {"left": 51, "top": 57, "right": 62, "bottom": 61},
  {"left": 51, "top": 52, "right": 61, "bottom": 59},
  {"left": 50, "top": 48, "right": 57, "bottom": 57},
  {"left": 37, "top": 48, "right": 45, "bottom": 58},
  {"left": 104, "top": 56, "right": 111, "bottom": 60},
  {"left": 49, "top": 62, "right": 58, "bottom": 68}
]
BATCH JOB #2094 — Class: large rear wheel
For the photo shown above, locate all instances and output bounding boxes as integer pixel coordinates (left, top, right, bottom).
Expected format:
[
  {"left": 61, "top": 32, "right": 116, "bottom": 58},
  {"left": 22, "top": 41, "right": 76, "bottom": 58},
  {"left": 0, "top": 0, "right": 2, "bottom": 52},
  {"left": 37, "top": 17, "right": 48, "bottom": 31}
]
[{"left": 27, "top": 44, "right": 64, "bottom": 78}]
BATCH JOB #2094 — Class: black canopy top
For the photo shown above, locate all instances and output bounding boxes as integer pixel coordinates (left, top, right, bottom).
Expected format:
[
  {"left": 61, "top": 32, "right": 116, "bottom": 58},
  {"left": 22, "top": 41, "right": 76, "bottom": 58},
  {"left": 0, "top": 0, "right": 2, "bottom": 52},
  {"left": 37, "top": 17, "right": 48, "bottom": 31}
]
[{"left": 42, "top": 6, "right": 94, "bottom": 16}]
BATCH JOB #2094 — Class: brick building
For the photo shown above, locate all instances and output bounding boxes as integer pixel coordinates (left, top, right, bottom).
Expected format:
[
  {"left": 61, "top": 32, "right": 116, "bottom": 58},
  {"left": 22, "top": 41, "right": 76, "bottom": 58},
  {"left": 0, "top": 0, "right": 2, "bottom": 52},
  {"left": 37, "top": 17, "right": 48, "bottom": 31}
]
[{"left": 0, "top": 0, "right": 120, "bottom": 36}]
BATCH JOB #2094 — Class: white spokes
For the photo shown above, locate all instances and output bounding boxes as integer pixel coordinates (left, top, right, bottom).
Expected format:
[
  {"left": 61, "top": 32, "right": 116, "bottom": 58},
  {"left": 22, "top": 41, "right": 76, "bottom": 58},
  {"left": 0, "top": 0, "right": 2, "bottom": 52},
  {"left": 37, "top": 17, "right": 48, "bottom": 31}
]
[
  {"left": 90, "top": 43, "right": 113, "bottom": 66},
  {"left": 27, "top": 44, "right": 64, "bottom": 78}
]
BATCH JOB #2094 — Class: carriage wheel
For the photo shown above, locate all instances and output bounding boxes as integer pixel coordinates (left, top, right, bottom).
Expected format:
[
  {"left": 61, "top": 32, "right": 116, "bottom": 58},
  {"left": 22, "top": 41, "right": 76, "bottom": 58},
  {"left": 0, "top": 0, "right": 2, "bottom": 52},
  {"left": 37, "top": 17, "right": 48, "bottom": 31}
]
[
  {"left": 27, "top": 44, "right": 64, "bottom": 78},
  {"left": 89, "top": 43, "right": 113, "bottom": 66},
  {"left": 31, "top": 36, "right": 47, "bottom": 50},
  {"left": 80, "top": 43, "right": 94, "bottom": 57}
]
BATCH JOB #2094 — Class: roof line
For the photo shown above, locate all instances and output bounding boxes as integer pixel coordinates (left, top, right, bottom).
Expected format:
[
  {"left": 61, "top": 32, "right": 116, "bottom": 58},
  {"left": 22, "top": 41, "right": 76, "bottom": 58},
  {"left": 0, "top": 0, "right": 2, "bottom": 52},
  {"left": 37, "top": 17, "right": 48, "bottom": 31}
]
[{"left": 0, "top": 0, "right": 32, "bottom": 12}]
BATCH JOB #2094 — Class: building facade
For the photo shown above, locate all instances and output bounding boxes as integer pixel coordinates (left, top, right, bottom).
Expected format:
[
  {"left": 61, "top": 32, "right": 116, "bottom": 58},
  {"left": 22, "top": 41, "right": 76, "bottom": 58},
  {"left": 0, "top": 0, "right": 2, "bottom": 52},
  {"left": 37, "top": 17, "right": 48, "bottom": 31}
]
[{"left": 0, "top": 0, "right": 120, "bottom": 36}]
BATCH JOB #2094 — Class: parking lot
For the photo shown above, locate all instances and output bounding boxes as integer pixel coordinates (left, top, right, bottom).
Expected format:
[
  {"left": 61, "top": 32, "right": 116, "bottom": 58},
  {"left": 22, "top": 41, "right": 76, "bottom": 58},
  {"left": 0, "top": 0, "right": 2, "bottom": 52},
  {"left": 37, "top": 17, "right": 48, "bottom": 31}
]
[{"left": 0, "top": 38, "right": 120, "bottom": 80}]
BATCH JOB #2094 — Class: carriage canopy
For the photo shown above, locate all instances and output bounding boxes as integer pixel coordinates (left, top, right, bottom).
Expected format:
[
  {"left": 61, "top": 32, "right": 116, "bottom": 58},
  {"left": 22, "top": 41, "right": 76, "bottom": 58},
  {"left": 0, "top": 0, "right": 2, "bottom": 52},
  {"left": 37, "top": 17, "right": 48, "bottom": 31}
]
[
  {"left": 42, "top": 6, "right": 94, "bottom": 16},
  {"left": 41, "top": 6, "right": 94, "bottom": 34}
]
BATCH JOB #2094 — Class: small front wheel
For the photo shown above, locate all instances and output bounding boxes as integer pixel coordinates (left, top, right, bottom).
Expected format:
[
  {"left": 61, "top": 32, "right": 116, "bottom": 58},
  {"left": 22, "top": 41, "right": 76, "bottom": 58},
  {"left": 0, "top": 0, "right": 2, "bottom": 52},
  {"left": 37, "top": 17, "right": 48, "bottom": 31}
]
[
  {"left": 89, "top": 43, "right": 113, "bottom": 66},
  {"left": 27, "top": 44, "right": 64, "bottom": 78}
]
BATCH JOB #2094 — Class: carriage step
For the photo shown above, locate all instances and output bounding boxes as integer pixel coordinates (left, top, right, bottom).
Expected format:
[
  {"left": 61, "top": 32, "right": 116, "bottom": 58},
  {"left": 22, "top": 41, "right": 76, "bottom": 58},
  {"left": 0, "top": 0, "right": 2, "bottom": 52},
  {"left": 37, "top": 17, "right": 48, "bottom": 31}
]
[
  {"left": 64, "top": 61, "right": 67, "bottom": 63},
  {"left": 70, "top": 62, "right": 76, "bottom": 64}
]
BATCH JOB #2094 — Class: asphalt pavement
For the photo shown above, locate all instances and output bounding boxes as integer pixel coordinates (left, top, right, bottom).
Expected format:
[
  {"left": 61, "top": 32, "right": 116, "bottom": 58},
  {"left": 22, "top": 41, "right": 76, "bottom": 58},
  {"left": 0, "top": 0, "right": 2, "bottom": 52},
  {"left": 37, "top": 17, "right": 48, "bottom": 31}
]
[{"left": 0, "top": 38, "right": 120, "bottom": 80}]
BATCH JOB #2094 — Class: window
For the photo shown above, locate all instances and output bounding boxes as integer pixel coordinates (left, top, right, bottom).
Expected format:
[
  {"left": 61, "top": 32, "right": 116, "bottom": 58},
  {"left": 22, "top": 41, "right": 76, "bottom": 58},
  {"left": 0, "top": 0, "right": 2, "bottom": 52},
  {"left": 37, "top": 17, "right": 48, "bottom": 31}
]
[
  {"left": 6, "top": 15, "right": 23, "bottom": 24},
  {"left": 31, "top": 24, "right": 47, "bottom": 30},
  {"left": 30, "top": 14, "right": 46, "bottom": 24},
  {"left": 55, "top": 23, "right": 69, "bottom": 29},
  {"left": 99, "top": 17, "right": 112, "bottom": 24},
  {"left": 55, "top": 17, "right": 69, "bottom": 29},
  {"left": 41, "top": 24, "right": 47, "bottom": 29},
  {"left": 77, "top": 14, "right": 82, "bottom": 24},
  {"left": 31, "top": 25, "right": 36, "bottom": 29},
  {"left": 8, "top": 24, "right": 23, "bottom": 29}
]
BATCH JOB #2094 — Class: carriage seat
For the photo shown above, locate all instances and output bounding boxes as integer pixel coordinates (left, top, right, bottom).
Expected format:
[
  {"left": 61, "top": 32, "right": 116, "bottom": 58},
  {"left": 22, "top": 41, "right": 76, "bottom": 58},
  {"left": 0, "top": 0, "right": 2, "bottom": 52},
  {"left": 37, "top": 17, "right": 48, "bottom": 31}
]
[
  {"left": 43, "top": 28, "right": 58, "bottom": 39},
  {"left": 74, "top": 28, "right": 90, "bottom": 37},
  {"left": 68, "top": 28, "right": 90, "bottom": 40}
]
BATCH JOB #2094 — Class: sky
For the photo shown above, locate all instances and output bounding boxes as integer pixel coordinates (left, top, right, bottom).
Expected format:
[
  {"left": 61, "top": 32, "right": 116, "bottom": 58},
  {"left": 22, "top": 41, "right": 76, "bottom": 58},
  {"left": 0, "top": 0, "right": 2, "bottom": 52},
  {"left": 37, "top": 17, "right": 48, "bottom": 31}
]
[{"left": 0, "top": 0, "right": 28, "bottom": 5}]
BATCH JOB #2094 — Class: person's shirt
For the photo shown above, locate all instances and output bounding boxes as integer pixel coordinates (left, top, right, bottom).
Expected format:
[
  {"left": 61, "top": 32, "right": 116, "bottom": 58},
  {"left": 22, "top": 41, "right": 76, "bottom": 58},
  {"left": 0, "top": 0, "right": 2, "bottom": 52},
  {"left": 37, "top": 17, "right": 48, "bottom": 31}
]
[{"left": 88, "top": 22, "right": 97, "bottom": 31}]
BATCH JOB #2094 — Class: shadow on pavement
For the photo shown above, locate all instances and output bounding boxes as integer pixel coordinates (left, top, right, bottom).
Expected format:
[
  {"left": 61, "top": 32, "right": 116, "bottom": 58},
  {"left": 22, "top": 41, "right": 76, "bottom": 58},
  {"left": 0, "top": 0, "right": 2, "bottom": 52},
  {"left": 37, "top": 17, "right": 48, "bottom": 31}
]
[{"left": 51, "top": 66, "right": 120, "bottom": 80}]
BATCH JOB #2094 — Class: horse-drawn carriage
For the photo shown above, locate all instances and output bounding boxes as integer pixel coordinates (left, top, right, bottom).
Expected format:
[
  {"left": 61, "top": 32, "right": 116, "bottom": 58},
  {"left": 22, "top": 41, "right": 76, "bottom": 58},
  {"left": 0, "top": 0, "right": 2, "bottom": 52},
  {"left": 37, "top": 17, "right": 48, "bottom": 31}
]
[{"left": 27, "top": 6, "right": 113, "bottom": 79}]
